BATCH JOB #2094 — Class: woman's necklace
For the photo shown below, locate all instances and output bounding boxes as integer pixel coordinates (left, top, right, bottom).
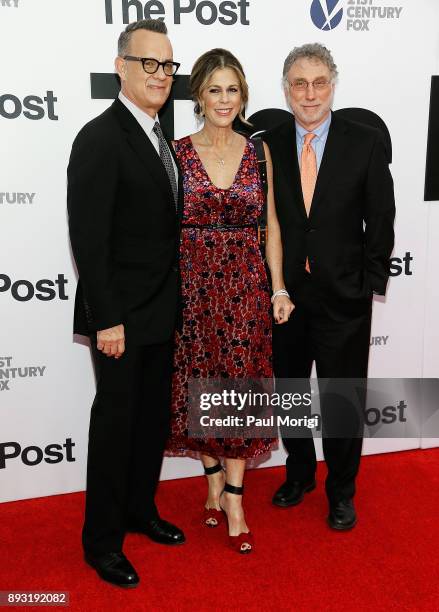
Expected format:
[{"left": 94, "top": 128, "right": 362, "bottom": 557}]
[{"left": 200, "top": 131, "right": 236, "bottom": 166}]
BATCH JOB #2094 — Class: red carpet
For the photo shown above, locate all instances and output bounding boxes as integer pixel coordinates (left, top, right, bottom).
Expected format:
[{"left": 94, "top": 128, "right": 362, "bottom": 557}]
[{"left": 0, "top": 449, "right": 438, "bottom": 611}]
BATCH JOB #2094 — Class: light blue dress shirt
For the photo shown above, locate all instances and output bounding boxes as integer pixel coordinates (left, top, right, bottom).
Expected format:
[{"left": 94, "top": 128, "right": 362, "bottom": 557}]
[{"left": 296, "top": 113, "right": 332, "bottom": 171}]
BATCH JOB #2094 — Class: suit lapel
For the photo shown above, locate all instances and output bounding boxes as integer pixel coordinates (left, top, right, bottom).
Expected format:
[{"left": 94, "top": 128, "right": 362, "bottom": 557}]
[
  {"left": 111, "top": 99, "right": 176, "bottom": 210},
  {"left": 278, "top": 118, "right": 308, "bottom": 221},
  {"left": 309, "top": 112, "right": 348, "bottom": 218}
]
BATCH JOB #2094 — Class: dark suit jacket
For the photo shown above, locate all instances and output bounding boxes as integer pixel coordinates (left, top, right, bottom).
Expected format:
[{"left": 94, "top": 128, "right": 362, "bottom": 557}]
[
  {"left": 67, "top": 98, "right": 182, "bottom": 345},
  {"left": 263, "top": 112, "right": 395, "bottom": 318}
]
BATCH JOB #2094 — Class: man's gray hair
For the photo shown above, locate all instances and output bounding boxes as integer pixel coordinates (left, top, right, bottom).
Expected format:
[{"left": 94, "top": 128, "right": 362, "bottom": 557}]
[
  {"left": 282, "top": 43, "right": 338, "bottom": 86},
  {"left": 118, "top": 19, "right": 168, "bottom": 56}
]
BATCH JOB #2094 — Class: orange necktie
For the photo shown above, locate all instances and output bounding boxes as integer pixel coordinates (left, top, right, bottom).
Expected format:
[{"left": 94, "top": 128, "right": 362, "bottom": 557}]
[{"left": 300, "top": 133, "right": 317, "bottom": 272}]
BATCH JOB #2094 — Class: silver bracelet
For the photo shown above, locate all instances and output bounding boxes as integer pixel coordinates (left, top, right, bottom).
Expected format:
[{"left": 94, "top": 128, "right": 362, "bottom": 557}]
[{"left": 271, "top": 288, "right": 290, "bottom": 304}]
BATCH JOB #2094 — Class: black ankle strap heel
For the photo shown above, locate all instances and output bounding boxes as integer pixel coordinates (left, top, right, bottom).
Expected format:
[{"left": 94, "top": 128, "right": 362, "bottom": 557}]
[
  {"left": 221, "top": 482, "right": 253, "bottom": 553},
  {"left": 204, "top": 463, "right": 223, "bottom": 476},
  {"left": 203, "top": 463, "right": 225, "bottom": 528},
  {"left": 224, "top": 483, "right": 244, "bottom": 495}
]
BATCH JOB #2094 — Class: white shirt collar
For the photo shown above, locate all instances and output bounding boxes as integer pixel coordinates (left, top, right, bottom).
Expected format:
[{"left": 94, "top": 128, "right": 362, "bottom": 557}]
[{"left": 118, "top": 91, "right": 158, "bottom": 137}]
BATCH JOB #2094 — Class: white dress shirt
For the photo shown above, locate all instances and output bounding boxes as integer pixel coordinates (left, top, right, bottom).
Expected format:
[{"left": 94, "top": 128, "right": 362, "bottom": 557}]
[{"left": 118, "top": 91, "right": 178, "bottom": 182}]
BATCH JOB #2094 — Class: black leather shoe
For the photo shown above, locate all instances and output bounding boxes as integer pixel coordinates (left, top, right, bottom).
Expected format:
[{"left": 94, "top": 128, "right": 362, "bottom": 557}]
[
  {"left": 272, "top": 480, "right": 316, "bottom": 507},
  {"left": 327, "top": 499, "right": 357, "bottom": 530},
  {"left": 85, "top": 551, "right": 139, "bottom": 588},
  {"left": 129, "top": 518, "right": 185, "bottom": 545}
]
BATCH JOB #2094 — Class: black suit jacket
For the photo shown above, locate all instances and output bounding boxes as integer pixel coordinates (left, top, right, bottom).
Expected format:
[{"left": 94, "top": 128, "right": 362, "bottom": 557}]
[
  {"left": 67, "top": 98, "right": 182, "bottom": 345},
  {"left": 263, "top": 112, "right": 395, "bottom": 318}
]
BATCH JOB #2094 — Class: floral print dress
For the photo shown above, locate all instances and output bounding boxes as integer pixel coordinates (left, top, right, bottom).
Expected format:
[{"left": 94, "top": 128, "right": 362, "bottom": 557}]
[{"left": 166, "top": 135, "right": 274, "bottom": 459}]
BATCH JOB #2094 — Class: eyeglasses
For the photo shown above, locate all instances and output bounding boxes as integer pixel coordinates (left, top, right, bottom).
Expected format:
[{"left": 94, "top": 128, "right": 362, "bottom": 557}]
[
  {"left": 123, "top": 56, "right": 180, "bottom": 76},
  {"left": 289, "top": 79, "right": 332, "bottom": 91}
]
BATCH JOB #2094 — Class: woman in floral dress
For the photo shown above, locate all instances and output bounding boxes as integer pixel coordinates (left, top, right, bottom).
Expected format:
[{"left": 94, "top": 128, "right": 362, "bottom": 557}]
[{"left": 167, "top": 48, "right": 294, "bottom": 553}]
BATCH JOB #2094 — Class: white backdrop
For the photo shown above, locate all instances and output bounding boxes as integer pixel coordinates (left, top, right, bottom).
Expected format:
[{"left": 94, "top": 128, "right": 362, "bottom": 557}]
[{"left": 1, "top": 0, "right": 438, "bottom": 503}]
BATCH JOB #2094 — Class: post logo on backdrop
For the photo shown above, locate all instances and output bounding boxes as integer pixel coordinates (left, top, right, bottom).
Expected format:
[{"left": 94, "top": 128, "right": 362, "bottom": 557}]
[
  {"left": 389, "top": 252, "right": 413, "bottom": 276},
  {"left": 365, "top": 400, "right": 407, "bottom": 426},
  {"left": 0, "top": 0, "right": 19, "bottom": 7},
  {"left": 0, "top": 439, "right": 76, "bottom": 470},
  {"left": 310, "top": 0, "right": 403, "bottom": 32},
  {"left": 0, "top": 357, "right": 46, "bottom": 392},
  {"left": 0, "top": 274, "right": 69, "bottom": 302},
  {"left": 0, "top": 92, "right": 58, "bottom": 121},
  {"left": 104, "top": 0, "right": 250, "bottom": 25}
]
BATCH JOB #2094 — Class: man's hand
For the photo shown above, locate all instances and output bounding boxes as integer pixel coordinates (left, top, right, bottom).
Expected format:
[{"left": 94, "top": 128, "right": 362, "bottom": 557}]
[
  {"left": 97, "top": 324, "right": 125, "bottom": 359},
  {"left": 273, "top": 296, "right": 295, "bottom": 324}
]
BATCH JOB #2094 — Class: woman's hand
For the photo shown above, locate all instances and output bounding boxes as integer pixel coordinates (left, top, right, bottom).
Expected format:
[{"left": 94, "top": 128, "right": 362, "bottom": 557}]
[{"left": 273, "top": 295, "right": 295, "bottom": 324}]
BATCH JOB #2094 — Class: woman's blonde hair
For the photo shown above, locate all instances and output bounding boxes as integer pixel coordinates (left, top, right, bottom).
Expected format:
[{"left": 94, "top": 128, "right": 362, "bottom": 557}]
[{"left": 190, "top": 48, "right": 250, "bottom": 125}]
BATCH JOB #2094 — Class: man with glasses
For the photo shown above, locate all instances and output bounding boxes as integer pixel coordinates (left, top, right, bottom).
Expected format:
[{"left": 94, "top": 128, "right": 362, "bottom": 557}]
[
  {"left": 67, "top": 19, "right": 184, "bottom": 588},
  {"left": 264, "top": 44, "right": 395, "bottom": 530}
]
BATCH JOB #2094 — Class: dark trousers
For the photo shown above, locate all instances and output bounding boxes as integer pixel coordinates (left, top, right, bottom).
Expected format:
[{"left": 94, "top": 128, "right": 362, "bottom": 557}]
[
  {"left": 273, "top": 276, "right": 371, "bottom": 503},
  {"left": 82, "top": 338, "right": 174, "bottom": 555}
]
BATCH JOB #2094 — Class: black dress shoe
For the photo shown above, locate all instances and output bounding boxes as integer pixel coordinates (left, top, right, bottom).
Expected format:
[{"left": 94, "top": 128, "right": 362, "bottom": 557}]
[
  {"left": 85, "top": 551, "right": 139, "bottom": 588},
  {"left": 129, "top": 518, "right": 185, "bottom": 545},
  {"left": 327, "top": 499, "right": 357, "bottom": 530},
  {"left": 272, "top": 480, "right": 316, "bottom": 507}
]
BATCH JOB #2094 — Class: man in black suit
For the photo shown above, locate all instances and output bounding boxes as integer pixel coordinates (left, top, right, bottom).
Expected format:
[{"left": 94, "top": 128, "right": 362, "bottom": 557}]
[
  {"left": 67, "top": 19, "right": 184, "bottom": 587},
  {"left": 264, "top": 44, "right": 395, "bottom": 530}
]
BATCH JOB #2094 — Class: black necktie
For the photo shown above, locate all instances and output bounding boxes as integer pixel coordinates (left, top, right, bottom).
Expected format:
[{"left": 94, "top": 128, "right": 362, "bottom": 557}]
[{"left": 153, "top": 122, "right": 178, "bottom": 209}]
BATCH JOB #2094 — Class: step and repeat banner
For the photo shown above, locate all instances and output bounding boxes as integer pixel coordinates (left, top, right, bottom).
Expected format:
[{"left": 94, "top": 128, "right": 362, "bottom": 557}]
[{"left": 1, "top": 0, "right": 438, "bottom": 502}]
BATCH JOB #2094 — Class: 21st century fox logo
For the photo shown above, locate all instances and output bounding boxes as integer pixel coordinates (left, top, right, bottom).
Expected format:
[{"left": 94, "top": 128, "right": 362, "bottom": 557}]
[
  {"left": 310, "top": 0, "right": 403, "bottom": 32},
  {"left": 0, "top": 357, "right": 46, "bottom": 392},
  {"left": 105, "top": 0, "right": 250, "bottom": 25}
]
